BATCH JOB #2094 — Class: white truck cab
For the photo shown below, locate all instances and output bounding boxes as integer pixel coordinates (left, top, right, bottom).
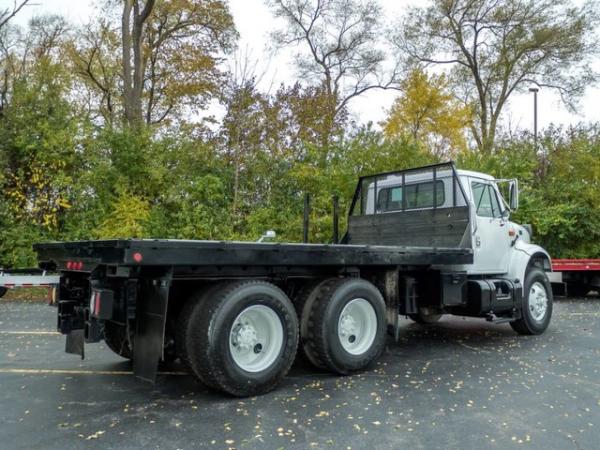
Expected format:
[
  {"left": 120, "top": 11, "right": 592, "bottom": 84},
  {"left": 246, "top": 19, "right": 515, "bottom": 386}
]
[
  {"left": 357, "top": 164, "right": 553, "bottom": 335},
  {"left": 362, "top": 167, "right": 551, "bottom": 288},
  {"left": 453, "top": 169, "right": 551, "bottom": 286}
]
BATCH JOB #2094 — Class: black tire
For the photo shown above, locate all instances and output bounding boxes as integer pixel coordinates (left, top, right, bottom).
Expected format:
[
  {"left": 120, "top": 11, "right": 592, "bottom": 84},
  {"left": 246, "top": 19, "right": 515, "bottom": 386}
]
[
  {"left": 175, "top": 283, "right": 222, "bottom": 375},
  {"left": 567, "top": 282, "right": 590, "bottom": 298},
  {"left": 185, "top": 280, "right": 299, "bottom": 397},
  {"left": 510, "top": 268, "right": 553, "bottom": 335},
  {"left": 408, "top": 309, "right": 442, "bottom": 324},
  {"left": 103, "top": 321, "right": 133, "bottom": 360},
  {"left": 295, "top": 279, "right": 328, "bottom": 370},
  {"left": 302, "top": 277, "right": 387, "bottom": 375},
  {"left": 0, "top": 286, "right": 7, "bottom": 298}
]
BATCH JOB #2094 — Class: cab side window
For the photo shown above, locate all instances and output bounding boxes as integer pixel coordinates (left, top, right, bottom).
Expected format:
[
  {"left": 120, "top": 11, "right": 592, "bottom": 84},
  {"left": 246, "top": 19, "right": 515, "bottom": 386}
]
[{"left": 471, "top": 181, "right": 502, "bottom": 218}]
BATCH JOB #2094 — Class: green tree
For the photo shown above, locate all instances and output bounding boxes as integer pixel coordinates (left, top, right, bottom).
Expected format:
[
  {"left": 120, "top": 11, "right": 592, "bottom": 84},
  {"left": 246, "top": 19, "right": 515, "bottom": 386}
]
[
  {"left": 458, "top": 125, "right": 600, "bottom": 258},
  {"left": 0, "top": 58, "right": 77, "bottom": 231}
]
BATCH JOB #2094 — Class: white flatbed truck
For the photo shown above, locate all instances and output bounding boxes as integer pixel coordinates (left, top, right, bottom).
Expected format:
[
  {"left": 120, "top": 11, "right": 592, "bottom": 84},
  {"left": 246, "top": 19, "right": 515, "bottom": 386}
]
[{"left": 34, "top": 163, "right": 553, "bottom": 396}]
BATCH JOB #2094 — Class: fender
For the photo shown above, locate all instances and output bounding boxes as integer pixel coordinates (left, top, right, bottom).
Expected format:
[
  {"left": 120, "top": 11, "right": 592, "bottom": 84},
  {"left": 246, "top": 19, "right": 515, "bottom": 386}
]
[{"left": 506, "top": 240, "right": 552, "bottom": 294}]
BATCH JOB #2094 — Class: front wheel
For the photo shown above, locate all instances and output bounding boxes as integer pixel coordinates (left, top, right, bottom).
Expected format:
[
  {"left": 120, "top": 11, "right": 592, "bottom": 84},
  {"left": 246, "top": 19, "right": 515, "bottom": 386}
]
[
  {"left": 510, "top": 268, "right": 553, "bottom": 335},
  {"left": 0, "top": 287, "right": 7, "bottom": 298}
]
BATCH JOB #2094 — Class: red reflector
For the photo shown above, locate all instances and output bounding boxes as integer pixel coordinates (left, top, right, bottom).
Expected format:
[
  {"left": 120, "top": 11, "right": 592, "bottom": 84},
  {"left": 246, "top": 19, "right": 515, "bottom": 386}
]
[
  {"left": 76, "top": 261, "right": 83, "bottom": 270},
  {"left": 508, "top": 229, "right": 516, "bottom": 237},
  {"left": 66, "top": 261, "right": 73, "bottom": 270},
  {"left": 94, "top": 292, "right": 101, "bottom": 316},
  {"left": 133, "top": 252, "right": 143, "bottom": 263}
]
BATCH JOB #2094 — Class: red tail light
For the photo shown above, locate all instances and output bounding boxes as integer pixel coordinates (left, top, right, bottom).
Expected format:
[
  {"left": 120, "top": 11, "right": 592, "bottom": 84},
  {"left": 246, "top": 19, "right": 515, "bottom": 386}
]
[{"left": 66, "top": 261, "right": 84, "bottom": 270}]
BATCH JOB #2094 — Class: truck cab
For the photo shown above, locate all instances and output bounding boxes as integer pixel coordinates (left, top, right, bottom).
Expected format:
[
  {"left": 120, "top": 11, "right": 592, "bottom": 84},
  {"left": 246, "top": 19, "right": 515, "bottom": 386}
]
[{"left": 354, "top": 166, "right": 551, "bottom": 282}]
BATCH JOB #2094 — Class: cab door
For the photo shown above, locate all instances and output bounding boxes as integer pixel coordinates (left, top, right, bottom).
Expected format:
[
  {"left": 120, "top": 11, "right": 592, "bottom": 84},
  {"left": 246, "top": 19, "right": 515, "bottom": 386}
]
[{"left": 470, "top": 179, "right": 510, "bottom": 274}]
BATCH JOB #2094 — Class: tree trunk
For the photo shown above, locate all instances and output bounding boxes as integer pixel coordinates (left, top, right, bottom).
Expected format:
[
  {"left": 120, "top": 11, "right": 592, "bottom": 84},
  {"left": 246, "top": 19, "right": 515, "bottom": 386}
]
[
  {"left": 122, "top": 0, "right": 134, "bottom": 125},
  {"left": 121, "top": 0, "right": 155, "bottom": 129}
]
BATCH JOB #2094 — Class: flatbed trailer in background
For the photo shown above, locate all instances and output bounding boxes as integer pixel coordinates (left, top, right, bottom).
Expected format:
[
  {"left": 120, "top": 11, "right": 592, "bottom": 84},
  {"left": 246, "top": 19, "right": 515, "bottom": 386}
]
[
  {"left": 0, "top": 268, "right": 59, "bottom": 300},
  {"left": 551, "top": 259, "right": 600, "bottom": 297}
]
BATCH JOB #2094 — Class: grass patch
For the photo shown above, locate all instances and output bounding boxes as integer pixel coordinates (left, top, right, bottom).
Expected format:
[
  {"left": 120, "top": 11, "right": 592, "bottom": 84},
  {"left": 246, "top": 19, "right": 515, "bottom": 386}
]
[{"left": 2, "top": 286, "right": 50, "bottom": 302}]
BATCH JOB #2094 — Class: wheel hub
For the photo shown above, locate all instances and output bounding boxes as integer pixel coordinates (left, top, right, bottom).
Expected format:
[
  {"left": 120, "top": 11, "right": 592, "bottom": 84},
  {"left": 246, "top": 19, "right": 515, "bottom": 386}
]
[
  {"left": 339, "top": 314, "right": 357, "bottom": 337},
  {"left": 528, "top": 282, "right": 548, "bottom": 322},
  {"left": 232, "top": 323, "right": 258, "bottom": 351},
  {"left": 228, "top": 304, "right": 284, "bottom": 373},
  {"left": 337, "top": 298, "right": 377, "bottom": 356}
]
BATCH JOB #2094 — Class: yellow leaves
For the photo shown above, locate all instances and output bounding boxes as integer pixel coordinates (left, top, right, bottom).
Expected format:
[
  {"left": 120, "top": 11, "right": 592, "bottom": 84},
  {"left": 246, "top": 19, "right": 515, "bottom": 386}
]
[
  {"left": 4, "top": 159, "right": 72, "bottom": 231},
  {"left": 382, "top": 68, "right": 473, "bottom": 158},
  {"left": 96, "top": 189, "right": 151, "bottom": 239}
]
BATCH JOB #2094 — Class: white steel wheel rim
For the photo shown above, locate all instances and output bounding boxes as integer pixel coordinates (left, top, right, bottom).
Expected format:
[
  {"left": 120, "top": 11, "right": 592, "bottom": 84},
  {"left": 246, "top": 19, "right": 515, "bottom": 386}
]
[
  {"left": 229, "top": 304, "right": 284, "bottom": 373},
  {"left": 338, "top": 298, "right": 378, "bottom": 355},
  {"left": 529, "top": 282, "right": 548, "bottom": 322}
]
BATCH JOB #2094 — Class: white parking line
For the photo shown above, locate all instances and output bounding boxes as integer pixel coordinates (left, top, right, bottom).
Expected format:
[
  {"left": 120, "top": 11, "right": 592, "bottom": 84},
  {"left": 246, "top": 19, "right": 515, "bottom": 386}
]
[
  {"left": 0, "top": 331, "right": 60, "bottom": 335},
  {"left": 0, "top": 368, "right": 187, "bottom": 376},
  {"left": 555, "top": 313, "right": 600, "bottom": 317}
]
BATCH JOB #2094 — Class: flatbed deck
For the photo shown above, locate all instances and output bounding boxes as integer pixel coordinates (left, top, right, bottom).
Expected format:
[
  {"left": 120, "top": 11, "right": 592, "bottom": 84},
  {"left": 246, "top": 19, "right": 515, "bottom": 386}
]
[{"left": 34, "top": 239, "right": 473, "bottom": 269}]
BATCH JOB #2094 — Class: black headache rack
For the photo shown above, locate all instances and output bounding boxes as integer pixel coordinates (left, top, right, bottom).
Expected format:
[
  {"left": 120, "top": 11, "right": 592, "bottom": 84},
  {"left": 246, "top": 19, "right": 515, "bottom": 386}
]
[{"left": 345, "top": 162, "right": 472, "bottom": 249}]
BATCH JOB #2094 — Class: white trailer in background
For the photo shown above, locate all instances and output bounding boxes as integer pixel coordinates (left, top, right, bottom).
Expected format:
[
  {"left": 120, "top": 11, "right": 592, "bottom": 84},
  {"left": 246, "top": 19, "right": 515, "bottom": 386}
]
[{"left": 0, "top": 268, "right": 59, "bottom": 300}]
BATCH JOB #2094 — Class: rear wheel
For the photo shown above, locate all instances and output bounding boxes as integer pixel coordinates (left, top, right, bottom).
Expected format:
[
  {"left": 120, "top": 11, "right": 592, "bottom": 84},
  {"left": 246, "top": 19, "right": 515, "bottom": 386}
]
[
  {"left": 175, "top": 283, "right": 221, "bottom": 373},
  {"left": 510, "top": 268, "right": 553, "bottom": 335},
  {"left": 104, "top": 320, "right": 177, "bottom": 363},
  {"left": 302, "top": 278, "right": 386, "bottom": 375},
  {"left": 296, "top": 279, "right": 328, "bottom": 369},
  {"left": 185, "top": 280, "right": 298, "bottom": 397},
  {"left": 103, "top": 321, "right": 132, "bottom": 360},
  {"left": 408, "top": 309, "right": 442, "bottom": 325}
]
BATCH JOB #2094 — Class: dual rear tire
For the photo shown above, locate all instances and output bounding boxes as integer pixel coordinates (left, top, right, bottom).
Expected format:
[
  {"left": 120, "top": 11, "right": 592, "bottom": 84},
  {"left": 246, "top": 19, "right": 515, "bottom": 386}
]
[
  {"left": 299, "top": 278, "right": 387, "bottom": 375},
  {"left": 179, "top": 281, "right": 299, "bottom": 397},
  {"left": 177, "top": 277, "right": 388, "bottom": 396}
]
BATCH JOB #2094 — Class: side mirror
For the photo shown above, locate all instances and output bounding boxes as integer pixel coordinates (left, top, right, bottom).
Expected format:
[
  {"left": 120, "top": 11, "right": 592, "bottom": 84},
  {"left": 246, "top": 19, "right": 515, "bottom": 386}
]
[{"left": 509, "top": 180, "right": 519, "bottom": 210}]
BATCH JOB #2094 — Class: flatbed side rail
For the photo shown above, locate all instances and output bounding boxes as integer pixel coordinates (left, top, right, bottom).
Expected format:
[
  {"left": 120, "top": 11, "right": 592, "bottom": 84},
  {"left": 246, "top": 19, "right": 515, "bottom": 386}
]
[{"left": 552, "top": 259, "right": 600, "bottom": 272}]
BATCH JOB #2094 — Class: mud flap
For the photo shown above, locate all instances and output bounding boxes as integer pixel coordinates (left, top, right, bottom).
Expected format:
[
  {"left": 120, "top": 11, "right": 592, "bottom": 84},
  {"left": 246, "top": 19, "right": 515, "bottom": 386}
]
[
  {"left": 133, "top": 268, "right": 172, "bottom": 383},
  {"left": 65, "top": 330, "right": 85, "bottom": 359}
]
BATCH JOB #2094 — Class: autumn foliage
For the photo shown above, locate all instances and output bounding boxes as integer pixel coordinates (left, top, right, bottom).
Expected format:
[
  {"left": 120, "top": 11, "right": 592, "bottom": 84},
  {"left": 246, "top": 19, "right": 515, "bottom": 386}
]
[{"left": 0, "top": 0, "right": 599, "bottom": 267}]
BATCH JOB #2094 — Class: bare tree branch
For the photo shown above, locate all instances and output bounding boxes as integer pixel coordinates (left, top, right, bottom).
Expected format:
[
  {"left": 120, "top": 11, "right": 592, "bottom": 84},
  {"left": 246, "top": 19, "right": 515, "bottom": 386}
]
[
  {"left": 0, "top": 0, "right": 31, "bottom": 31},
  {"left": 268, "top": 0, "right": 398, "bottom": 145}
]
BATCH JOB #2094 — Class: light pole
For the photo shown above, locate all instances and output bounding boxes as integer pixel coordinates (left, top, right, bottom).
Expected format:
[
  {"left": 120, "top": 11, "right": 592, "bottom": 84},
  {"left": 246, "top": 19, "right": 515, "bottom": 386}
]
[{"left": 529, "top": 87, "right": 539, "bottom": 153}]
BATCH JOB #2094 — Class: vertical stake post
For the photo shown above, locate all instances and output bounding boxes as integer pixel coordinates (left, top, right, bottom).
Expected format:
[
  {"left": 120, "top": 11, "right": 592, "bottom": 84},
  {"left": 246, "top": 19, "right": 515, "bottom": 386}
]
[
  {"left": 332, "top": 195, "right": 339, "bottom": 244},
  {"left": 303, "top": 193, "right": 310, "bottom": 243}
]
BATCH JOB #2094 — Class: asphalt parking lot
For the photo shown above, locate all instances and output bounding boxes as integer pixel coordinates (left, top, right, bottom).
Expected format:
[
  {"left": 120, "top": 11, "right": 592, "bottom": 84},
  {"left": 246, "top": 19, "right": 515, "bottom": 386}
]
[{"left": 1, "top": 296, "right": 600, "bottom": 450}]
